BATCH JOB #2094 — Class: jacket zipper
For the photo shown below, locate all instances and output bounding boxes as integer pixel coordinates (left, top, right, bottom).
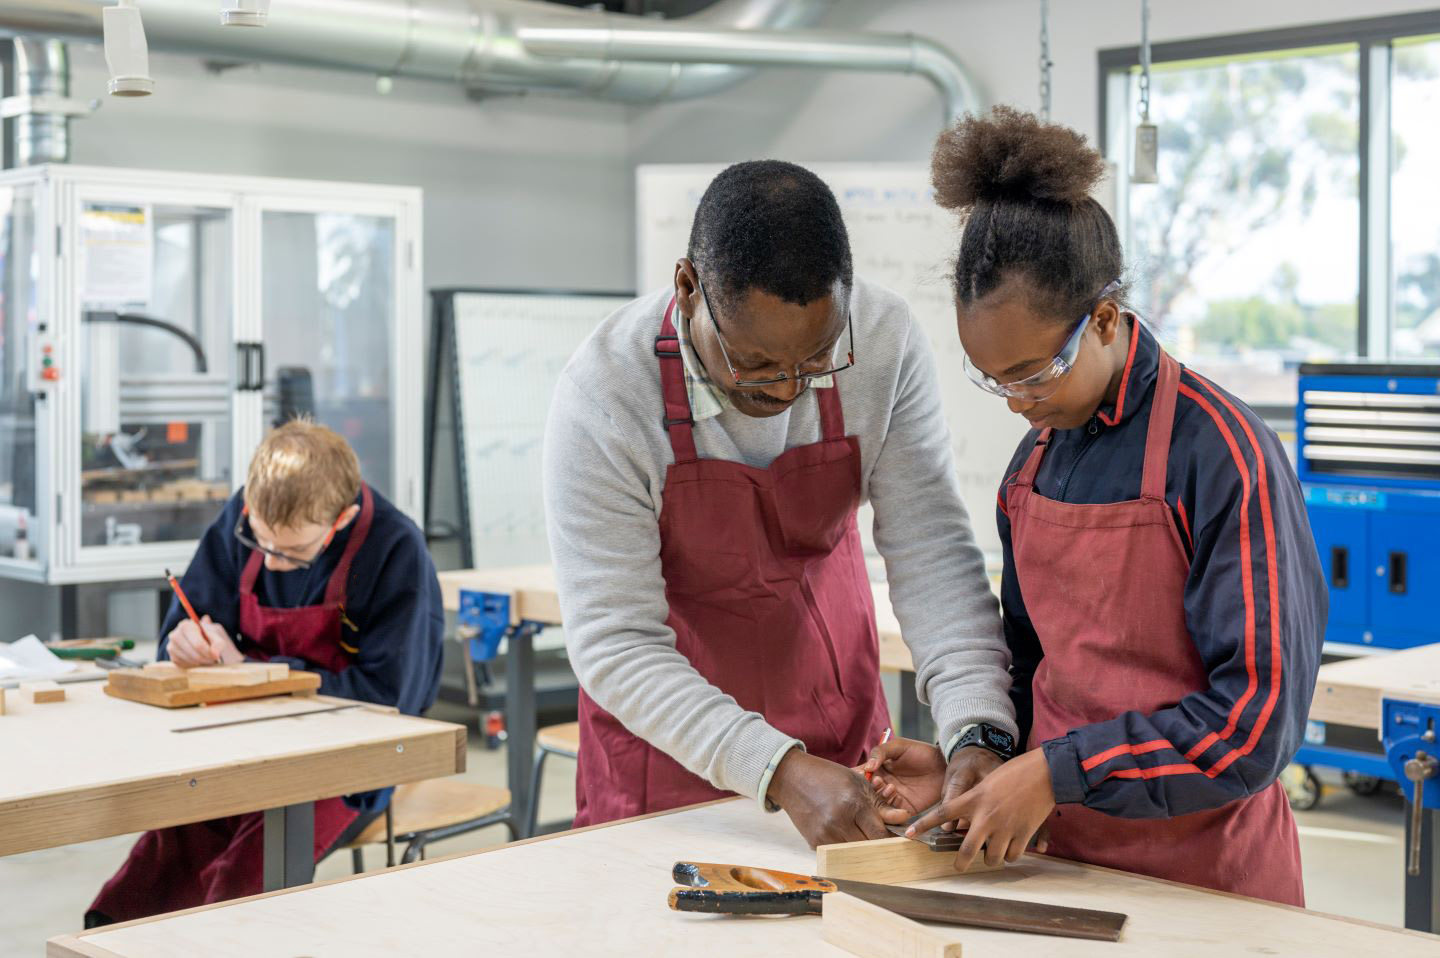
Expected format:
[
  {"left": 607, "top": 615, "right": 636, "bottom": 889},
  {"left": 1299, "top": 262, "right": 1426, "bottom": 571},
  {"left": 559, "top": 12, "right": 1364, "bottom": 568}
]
[{"left": 1056, "top": 416, "right": 1102, "bottom": 503}]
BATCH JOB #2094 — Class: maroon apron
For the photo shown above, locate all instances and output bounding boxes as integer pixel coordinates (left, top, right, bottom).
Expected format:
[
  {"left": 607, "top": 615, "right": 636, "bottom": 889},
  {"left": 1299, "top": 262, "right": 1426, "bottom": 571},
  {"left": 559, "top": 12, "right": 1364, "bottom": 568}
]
[
  {"left": 1009, "top": 351, "right": 1304, "bottom": 906},
  {"left": 89, "top": 487, "right": 375, "bottom": 922},
  {"left": 572, "top": 300, "right": 890, "bottom": 825}
]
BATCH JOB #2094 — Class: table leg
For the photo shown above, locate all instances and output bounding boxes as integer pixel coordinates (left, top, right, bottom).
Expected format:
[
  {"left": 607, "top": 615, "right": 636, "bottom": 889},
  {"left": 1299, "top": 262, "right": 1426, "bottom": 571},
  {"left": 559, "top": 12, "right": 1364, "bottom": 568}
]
[
  {"left": 507, "top": 623, "right": 539, "bottom": 840},
  {"left": 262, "top": 802, "right": 315, "bottom": 891},
  {"left": 1405, "top": 804, "right": 1439, "bottom": 933},
  {"left": 897, "top": 670, "right": 935, "bottom": 743}
]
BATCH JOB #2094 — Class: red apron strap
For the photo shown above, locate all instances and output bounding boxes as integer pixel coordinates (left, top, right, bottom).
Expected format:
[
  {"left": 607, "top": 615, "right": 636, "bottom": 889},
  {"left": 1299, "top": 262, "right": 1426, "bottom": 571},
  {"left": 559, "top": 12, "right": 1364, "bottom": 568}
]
[
  {"left": 323, "top": 484, "right": 376, "bottom": 606},
  {"left": 816, "top": 383, "right": 846, "bottom": 440},
  {"left": 1014, "top": 427, "right": 1054, "bottom": 489},
  {"left": 238, "top": 546, "right": 263, "bottom": 596},
  {"left": 656, "top": 298, "right": 698, "bottom": 464},
  {"left": 1140, "top": 352, "right": 1182, "bottom": 502}
]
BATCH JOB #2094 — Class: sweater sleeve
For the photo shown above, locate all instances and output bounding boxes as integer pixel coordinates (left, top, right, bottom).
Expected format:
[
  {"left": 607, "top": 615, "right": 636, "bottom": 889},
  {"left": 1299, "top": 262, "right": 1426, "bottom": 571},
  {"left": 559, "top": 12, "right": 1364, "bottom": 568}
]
[
  {"left": 869, "top": 315, "right": 1016, "bottom": 749},
  {"left": 543, "top": 371, "right": 796, "bottom": 800},
  {"left": 1042, "top": 377, "right": 1327, "bottom": 817}
]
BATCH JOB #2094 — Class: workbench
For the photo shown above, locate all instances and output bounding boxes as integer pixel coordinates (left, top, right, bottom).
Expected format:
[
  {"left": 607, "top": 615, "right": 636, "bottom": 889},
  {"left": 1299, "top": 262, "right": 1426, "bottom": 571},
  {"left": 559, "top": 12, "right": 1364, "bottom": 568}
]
[
  {"left": 0, "top": 682, "right": 466, "bottom": 891},
  {"left": 47, "top": 795, "right": 1440, "bottom": 957},
  {"left": 1306, "top": 644, "right": 1440, "bottom": 931},
  {"left": 437, "top": 565, "right": 923, "bottom": 838}
]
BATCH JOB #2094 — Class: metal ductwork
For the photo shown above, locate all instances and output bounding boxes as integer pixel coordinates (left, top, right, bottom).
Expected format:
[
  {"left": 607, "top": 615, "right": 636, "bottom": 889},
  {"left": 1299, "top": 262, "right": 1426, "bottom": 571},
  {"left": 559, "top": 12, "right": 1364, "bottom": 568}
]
[
  {"left": 0, "top": 0, "right": 980, "bottom": 119},
  {"left": 3, "top": 37, "right": 87, "bottom": 166}
]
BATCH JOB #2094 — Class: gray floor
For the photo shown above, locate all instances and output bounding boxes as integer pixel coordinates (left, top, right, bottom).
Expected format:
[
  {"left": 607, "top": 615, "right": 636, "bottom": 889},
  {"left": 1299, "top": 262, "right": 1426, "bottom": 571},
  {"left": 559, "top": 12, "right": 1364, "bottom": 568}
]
[{"left": 0, "top": 723, "right": 1412, "bottom": 957}]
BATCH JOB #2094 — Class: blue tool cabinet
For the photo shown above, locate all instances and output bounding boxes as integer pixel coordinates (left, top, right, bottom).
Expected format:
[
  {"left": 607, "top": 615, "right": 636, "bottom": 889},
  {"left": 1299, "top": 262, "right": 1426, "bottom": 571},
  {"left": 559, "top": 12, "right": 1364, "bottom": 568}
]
[{"left": 1291, "top": 362, "right": 1440, "bottom": 802}]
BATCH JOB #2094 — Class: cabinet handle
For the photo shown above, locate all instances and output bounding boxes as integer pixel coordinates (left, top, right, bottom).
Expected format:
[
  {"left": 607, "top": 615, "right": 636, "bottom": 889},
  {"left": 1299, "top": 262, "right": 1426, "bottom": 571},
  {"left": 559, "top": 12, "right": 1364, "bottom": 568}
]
[
  {"left": 1330, "top": 546, "right": 1349, "bottom": 589},
  {"left": 1389, "top": 551, "right": 1408, "bottom": 595}
]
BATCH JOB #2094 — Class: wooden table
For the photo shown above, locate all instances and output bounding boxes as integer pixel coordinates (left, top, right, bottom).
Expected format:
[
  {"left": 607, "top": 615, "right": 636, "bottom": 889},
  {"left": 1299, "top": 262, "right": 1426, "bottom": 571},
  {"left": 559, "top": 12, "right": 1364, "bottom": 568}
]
[
  {"left": 1305, "top": 644, "right": 1440, "bottom": 930},
  {"left": 1310, "top": 643, "right": 1440, "bottom": 730},
  {"left": 437, "top": 565, "right": 925, "bottom": 837},
  {"left": 48, "top": 796, "right": 1440, "bottom": 957},
  {"left": 0, "top": 682, "right": 465, "bottom": 890}
]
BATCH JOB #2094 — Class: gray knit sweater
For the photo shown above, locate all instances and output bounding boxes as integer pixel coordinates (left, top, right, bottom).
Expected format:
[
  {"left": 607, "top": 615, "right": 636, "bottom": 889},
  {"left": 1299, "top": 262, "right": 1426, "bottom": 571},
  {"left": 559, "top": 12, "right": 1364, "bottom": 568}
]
[{"left": 542, "top": 278, "right": 1016, "bottom": 800}]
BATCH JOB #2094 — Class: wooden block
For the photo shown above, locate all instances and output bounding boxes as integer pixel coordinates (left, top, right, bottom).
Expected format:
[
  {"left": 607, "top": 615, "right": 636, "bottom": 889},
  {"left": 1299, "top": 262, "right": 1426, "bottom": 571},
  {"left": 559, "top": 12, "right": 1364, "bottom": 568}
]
[
  {"left": 236, "top": 662, "right": 289, "bottom": 681},
  {"left": 817, "top": 836, "right": 999, "bottom": 884},
  {"left": 143, "top": 662, "right": 184, "bottom": 677},
  {"left": 822, "top": 891, "right": 962, "bottom": 958},
  {"left": 21, "top": 680, "right": 65, "bottom": 704},
  {"left": 186, "top": 666, "right": 268, "bottom": 687},
  {"left": 109, "top": 668, "right": 188, "bottom": 695}
]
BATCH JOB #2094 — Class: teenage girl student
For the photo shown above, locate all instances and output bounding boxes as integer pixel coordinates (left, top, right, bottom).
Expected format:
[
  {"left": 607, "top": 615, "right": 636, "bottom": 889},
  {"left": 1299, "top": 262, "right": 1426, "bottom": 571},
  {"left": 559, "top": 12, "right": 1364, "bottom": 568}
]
[{"left": 865, "top": 107, "right": 1326, "bottom": 906}]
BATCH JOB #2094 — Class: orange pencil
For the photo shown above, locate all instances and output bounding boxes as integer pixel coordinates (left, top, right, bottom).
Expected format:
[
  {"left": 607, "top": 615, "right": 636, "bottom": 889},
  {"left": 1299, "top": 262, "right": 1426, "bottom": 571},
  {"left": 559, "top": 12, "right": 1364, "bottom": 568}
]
[
  {"left": 864, "top": 727, "right": 894, "bottom": 782},
  {"left": 165, "top": 568, "right": 219, "bottom": 665}
]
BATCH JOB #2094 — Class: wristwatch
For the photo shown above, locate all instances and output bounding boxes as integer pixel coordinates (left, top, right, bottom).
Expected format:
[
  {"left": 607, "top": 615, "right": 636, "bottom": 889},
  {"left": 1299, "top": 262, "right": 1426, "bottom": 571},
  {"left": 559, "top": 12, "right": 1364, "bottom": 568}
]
[{"left": 953, "top": 723, "right": 1017, "bottom": 761}]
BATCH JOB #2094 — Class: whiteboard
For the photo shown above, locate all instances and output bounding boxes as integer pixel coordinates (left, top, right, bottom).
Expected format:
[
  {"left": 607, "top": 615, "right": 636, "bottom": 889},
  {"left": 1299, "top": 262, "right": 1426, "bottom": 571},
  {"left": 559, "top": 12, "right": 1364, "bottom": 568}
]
[
  {"left": 636, "top": 164, "right": 1027, "bottom": 558},
  {"left": 449, "top": 291, "right": 634, "bottom": 570}
]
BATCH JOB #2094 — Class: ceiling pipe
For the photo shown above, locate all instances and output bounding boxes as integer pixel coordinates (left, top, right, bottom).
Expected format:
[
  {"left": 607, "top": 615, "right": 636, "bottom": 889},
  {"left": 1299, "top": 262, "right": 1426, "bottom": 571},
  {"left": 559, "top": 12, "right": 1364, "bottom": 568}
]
[
  {"left": 0, "top": 0, "right": 836, "bottom": 104},
  {"left": 1, "top": 37, "right": 98, "bottom": 167},
  {"left": 517, "top": 22, "right": 978, "bottom": 123}
]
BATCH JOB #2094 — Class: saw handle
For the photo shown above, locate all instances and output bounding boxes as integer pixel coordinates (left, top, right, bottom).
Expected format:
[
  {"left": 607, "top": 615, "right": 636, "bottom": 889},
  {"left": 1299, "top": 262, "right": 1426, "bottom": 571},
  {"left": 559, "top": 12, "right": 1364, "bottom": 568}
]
[{"left": 668, "top": 862, "right": 836, "bottom": 916}]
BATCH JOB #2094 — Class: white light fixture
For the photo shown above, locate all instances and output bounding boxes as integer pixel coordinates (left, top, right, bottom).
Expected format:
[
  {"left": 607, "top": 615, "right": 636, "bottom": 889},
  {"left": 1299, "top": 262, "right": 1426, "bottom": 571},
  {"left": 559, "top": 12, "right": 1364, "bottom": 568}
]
[
  {"left": 102, "top": 0, "right": 154, "bottom": 97},
  {"left": 220, "top": 0, "right": 271, "bottom": 27}
]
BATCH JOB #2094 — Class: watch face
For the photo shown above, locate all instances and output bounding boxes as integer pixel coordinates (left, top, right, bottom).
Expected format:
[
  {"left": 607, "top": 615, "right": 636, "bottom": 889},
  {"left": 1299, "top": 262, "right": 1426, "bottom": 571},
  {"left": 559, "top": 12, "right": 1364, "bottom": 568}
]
[{"left": 984, "top": 727, "right": 1015, "bottom": 753}]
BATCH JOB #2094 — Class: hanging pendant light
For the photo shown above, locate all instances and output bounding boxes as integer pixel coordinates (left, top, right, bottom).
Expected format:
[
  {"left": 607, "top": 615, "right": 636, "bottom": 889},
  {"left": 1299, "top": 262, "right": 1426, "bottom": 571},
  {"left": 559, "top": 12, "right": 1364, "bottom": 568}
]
[{"left": 1132, "top": 0, "right": 1159, "bottom": 184}]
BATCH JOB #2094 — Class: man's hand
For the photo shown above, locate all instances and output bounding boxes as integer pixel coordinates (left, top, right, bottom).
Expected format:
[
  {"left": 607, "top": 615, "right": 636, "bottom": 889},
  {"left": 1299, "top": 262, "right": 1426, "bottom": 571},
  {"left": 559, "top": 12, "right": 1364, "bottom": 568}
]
[
  {"left": 905, "top": 748, "right": 1056, "bottom": 870},
  {"left": 767, "top": 749, "right": 891, "bottom": 849},
  {"left": 860, "top": 737, "right": 946, "bottom": 819},
  {"left": 166, "top": 615, "right": 243, "bottom": 668}
]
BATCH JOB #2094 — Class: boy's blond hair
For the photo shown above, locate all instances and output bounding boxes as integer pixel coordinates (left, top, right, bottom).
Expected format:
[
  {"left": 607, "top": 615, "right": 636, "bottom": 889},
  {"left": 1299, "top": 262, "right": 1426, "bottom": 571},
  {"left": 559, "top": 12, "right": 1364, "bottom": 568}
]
[{"left": 244, "top": 419, "right": 361, "bottom": 529}]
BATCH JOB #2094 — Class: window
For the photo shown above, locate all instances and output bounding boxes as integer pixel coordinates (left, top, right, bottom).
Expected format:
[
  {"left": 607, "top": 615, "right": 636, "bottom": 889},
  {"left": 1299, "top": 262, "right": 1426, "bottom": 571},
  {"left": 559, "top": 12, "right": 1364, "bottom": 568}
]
[
  {"left": 1102, "top": 13, "right": 1440, "bottom": 405},
  {"left": 1391, "top": 35, "right": 1440, "bottom": 358}
]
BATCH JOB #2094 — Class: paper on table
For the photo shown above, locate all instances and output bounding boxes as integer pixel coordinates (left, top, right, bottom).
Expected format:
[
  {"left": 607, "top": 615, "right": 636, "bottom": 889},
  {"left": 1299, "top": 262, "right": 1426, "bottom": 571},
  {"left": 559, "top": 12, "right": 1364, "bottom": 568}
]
[{"left": 0, "top": 635, "right": 78, "bottom": 681}]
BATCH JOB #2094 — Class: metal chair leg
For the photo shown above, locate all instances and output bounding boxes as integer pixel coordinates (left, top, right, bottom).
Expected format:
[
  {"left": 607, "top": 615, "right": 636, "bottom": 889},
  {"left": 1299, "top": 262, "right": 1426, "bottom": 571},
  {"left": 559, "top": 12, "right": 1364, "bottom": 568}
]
[
  {"left": 350, "top": 847, "right": 364, "bottom": 874},
  {"left": 384, "top": 803, "right": 395, "bottom": 868},
  {"left": 527, "top": 747, "right": 550, "bottom": 837}
]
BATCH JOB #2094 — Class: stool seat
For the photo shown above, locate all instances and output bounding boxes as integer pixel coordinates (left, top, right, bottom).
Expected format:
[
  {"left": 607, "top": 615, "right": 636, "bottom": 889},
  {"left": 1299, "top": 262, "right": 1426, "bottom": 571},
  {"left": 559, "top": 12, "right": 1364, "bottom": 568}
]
[
  {"left": 349, "top": 779, "right": 511, "bottom": 847},
  {"left": 536, "top": 721, "right": 580, "bottom": 756}
]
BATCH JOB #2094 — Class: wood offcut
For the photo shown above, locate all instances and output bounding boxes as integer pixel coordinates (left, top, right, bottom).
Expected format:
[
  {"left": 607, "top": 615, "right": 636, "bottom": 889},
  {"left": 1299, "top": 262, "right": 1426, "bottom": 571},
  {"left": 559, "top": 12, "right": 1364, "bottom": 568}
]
[
  {"left": 822, "top": 891, "right": 962, "bottom": 958},
  {"left": 817, "top": 836, "right": 999, "bottom": 884}
]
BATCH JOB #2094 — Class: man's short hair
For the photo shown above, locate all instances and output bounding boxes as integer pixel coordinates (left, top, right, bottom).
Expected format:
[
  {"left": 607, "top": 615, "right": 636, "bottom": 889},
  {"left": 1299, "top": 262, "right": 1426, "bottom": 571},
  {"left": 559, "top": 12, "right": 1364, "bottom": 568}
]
[
  {"left": 687, "top": 160, "right": 853, "bottom": 314},
  {"left": 244, "top": 419, "right": 361, "bottom": 529}
]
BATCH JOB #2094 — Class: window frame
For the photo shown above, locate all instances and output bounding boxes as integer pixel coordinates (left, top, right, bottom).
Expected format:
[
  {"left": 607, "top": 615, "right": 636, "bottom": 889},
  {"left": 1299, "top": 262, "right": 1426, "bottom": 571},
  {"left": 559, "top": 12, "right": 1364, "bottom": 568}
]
[{"left": 1098, "top": 10, "right": 1440, "bottom": 361}]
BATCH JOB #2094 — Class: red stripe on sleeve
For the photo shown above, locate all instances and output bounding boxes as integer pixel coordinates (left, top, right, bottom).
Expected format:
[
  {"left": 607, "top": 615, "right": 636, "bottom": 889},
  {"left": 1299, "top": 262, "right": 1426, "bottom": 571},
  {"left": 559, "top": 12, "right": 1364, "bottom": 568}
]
[
  {"left": 1176, "top": 497, "right": 1194, "bottom": 552},
  {"left": 1188, "top": 373, "right": 1284, "bottom": 777}
]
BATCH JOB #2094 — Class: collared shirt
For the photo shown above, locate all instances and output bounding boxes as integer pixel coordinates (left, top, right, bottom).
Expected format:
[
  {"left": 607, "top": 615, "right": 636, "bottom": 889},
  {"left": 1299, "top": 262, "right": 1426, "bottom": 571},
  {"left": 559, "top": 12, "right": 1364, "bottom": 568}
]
[{"left": 674, "top": 304, "right": 834, "bottom": 422}]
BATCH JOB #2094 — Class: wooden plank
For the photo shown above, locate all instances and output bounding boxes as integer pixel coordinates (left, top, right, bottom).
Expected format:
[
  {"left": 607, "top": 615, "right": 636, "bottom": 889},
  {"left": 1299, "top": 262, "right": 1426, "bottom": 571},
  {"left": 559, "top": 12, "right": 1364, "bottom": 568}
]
[
  {"left": 1309, "top": 644, "right": 1440, "bottom": 730},
  {"left": 143, "top": 662, "right": 184, "bottom": 677},
  {"left": 22, "top": 680, "right": 65, "bottom": 704},
  {"left": 817, "top": 836, "right": 999, "bottom": 884},
  {"left": 1, "top": 684, "right": 466, "bottom": 857},
  {"left": 45, "top": 798, "right": 1440, "bottom": 958},
  {"left": 822, "top": 891, "right": 962, "bottom": 958},
  {"left": 104, "top": 670, "right": 320, "bottom": 707},
  {"left": 0, "top": 686, "right": 6, "bottom": 715}
]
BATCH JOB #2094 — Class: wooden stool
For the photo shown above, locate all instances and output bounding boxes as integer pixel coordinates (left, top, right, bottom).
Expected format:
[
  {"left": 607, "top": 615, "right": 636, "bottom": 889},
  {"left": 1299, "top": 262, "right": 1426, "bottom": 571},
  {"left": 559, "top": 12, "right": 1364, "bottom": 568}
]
[
  {"left": 347, "top": 778, "right": 512, "bottom": 872},
  {"left": 527, "top": 721, "right": 580, "bottom": 836}
]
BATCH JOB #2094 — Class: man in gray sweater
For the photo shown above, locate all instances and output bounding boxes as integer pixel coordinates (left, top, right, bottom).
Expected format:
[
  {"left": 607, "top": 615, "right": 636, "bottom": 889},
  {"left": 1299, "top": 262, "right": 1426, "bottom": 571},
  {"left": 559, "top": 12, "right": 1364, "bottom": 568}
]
[{"left": 543, "top": 160, "right": 1015, "bottom": 848}]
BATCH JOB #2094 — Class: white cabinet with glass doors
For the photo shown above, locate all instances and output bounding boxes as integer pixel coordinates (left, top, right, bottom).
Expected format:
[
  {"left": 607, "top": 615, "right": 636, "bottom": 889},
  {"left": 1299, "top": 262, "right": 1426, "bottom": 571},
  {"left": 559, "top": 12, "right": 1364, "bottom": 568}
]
[{"left": 0, "top": 165, "right": 422, "bottom": 584}]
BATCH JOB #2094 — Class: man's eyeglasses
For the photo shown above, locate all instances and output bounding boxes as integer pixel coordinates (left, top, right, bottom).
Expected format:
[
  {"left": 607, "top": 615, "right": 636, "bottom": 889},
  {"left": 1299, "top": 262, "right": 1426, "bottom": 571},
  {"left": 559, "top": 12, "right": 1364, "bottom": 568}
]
[
  {"left": 234, "top": 508, "right": 345, "bottom": 569},
  {"left": 696, "top": 276, "right": 855, "bottom": 388},
  {"left": 963, "top": 280, "right": 1121, "bottom": 402}
]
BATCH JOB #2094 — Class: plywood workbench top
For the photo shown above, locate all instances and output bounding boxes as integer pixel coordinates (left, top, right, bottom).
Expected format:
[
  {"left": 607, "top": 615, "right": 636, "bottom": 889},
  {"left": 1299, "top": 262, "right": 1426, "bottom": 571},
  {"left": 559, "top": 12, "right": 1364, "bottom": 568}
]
[
  {"left": 1, "top": 682, "right": 465, "bottom": 857},
  {"left": 51, "top": 797, "right": 1439, "bottom": 958},
  {"left": 1309, "top": 643, "right": 1440, "bottom": 730}
]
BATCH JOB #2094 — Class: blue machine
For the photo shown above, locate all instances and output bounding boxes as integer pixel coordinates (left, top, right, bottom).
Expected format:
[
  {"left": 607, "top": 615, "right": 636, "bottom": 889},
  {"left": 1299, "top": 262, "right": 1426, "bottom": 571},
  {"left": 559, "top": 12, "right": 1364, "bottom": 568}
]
[{"left": 1292, "top": 362, "right": 1440, "bottom": 801}]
